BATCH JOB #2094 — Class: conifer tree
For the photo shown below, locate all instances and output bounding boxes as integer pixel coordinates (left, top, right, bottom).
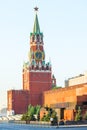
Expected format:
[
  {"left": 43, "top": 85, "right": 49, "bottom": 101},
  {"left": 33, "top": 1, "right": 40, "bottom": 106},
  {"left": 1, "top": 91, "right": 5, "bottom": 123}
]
[{"left": 75, "top": 106, "right": 82, "bottom": 121}]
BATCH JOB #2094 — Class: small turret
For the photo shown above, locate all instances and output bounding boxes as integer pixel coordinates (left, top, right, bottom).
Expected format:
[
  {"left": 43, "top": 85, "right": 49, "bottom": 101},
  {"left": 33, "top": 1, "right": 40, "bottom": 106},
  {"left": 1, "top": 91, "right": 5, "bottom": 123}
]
[{"left": 52, "top": 75, "right": 56, "bottom": 88}]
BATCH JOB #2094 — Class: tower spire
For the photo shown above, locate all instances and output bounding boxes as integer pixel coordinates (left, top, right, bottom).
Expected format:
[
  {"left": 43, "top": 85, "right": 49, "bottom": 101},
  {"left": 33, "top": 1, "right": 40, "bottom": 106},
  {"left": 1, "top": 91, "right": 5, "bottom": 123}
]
[{"left": 33, "top": 7, "right": 40, "bottom": 34}]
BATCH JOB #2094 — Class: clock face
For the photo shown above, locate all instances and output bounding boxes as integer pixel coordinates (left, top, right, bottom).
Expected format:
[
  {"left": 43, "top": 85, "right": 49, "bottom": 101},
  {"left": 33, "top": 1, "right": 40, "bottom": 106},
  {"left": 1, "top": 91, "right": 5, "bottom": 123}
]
[{"left": 35, "top": 51, "right": 43, "bottom": 60}]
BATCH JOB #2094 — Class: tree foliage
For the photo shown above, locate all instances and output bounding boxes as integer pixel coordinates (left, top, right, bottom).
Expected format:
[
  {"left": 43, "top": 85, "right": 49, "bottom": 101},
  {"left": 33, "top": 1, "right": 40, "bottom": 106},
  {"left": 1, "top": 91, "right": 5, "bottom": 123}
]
[
  {"left": 21, "top": 104, "right": 41, "bottom": 121},
  {"left": 84, "top": 111, "right": 87, "bottom": 120},
  {"left": 75, "top": 106, "right": 82, "bottom": 121},
  {"left": 41, "top": 107, "right": 58, "bottom": 124},
  {"left": 52, "top": 86, "right": 62, "bottom": 90}
]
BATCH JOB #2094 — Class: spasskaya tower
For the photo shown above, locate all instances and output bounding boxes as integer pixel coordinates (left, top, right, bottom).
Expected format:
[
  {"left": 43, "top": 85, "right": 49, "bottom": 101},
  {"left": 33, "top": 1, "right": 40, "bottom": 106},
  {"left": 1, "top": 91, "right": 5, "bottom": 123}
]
[
  {"left": 7, "top": 8, "right": 56, "bottom": 115},
  {"left": 22, "top": 7, "right": 52, "bottom": 105}
]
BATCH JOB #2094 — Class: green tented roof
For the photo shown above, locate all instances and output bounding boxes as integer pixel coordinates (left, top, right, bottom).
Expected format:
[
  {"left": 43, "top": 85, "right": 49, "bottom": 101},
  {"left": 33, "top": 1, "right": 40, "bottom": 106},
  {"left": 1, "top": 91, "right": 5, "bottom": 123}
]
[{"left": 33, "top": 14, "right": 40, "bottom": 34}]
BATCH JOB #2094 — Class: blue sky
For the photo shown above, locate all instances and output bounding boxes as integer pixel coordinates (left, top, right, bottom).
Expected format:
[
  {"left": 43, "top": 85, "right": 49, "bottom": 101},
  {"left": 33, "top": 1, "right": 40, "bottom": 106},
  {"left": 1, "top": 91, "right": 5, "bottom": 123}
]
[{"left": 0, "top": 0, "right": 87, "bottom": 109}]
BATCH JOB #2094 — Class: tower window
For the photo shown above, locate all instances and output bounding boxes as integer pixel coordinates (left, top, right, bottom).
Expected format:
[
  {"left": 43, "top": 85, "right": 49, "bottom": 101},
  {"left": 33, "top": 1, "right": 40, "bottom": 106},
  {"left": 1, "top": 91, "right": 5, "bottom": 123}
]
[
  {"left": 41, "top": 36, "right": 43, "bottom": 41},
  {"left": 37, "top": 34, "right": 39, "bottom": 42},
  {"left": 36, "top": 65, "right": 39, "bottom": 70},
  {"left": 42, "top": 66, "right": 44, "bottom": 70},
  {"left": 46, "top": 65, "right": 49, "bottom": 70},
  {"left": 32, "top": 35, "right": 34, "bottom": 42}
]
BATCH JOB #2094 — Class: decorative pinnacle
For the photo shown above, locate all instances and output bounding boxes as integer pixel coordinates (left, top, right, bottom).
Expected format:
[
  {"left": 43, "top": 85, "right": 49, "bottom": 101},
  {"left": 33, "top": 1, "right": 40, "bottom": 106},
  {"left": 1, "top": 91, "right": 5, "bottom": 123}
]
[{"left": 34, "top": 7, "right": 39, "bottom": 12}]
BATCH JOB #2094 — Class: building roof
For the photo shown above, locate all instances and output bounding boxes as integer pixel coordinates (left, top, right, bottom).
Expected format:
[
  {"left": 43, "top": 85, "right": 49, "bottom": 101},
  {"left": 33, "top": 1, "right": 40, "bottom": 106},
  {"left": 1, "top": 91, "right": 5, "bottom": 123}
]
[{"left": 33, "top": 13, "right": 40, "bottom": 34}]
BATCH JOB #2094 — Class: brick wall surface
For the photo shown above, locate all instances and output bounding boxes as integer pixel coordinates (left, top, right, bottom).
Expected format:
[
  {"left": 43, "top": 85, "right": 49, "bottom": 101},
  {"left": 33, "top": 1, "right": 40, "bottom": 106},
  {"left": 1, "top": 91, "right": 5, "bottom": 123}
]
[{"left": 7, "top": 90, "right": 29, "bottom": 114}]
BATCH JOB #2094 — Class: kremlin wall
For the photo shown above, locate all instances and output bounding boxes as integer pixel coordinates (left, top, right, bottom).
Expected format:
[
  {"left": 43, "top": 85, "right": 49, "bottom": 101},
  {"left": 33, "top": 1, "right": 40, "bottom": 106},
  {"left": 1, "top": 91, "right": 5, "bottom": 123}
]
[{"left": 7, "top": 8, "right": 87, "bottom": 121}]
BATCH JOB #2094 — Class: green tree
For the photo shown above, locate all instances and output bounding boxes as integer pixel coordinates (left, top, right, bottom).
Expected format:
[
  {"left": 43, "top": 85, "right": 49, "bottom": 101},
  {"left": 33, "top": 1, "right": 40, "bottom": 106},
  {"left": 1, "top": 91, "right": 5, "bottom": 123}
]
[
  {"left": 21, "top": 104, "right": 41, "bottom": 121},
  {"left": 41, "top": 107, "right": 58, "bottom": 124},
  {"left": 51, "top": 110, "right": 58, "bottom": 124},
  {"left": 21, "top": 112, "right": 31, "bottom": 121},
  {"left": 75, "top": 106, "right": 82, "bottom": 121},
  {"left": 36, "top": 105, "right": 41, "bottom": 115},
  {"left": 41, "top": 110, "right": 51, "bottom": 122},
  {"left": 84, "top": 111, "right": 87, "bottom": 120},
  {"left": 52, "top": 86, "right": 62, "bottom": 90}
]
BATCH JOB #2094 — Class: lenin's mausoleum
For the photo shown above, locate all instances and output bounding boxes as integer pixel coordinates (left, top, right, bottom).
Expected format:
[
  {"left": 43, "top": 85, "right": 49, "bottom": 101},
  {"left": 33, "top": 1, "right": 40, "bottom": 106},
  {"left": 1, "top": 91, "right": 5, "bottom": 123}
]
[{"left": 7, "top": 8, "right": 87, "bottom": 121}]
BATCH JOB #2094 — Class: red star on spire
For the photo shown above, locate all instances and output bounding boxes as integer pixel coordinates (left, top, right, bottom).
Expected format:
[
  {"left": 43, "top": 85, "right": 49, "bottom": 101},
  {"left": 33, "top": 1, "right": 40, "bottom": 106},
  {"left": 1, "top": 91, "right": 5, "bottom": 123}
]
[{"left": 34, "top": 7, "right": 39, "bottom": 11}]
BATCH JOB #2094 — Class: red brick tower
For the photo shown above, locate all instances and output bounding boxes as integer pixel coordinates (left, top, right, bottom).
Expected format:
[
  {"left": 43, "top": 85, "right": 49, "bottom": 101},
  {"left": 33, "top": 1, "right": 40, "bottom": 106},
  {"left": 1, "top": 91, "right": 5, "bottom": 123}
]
[{"left": 22, "top": 7, "right": 52, "bottom": 106}]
